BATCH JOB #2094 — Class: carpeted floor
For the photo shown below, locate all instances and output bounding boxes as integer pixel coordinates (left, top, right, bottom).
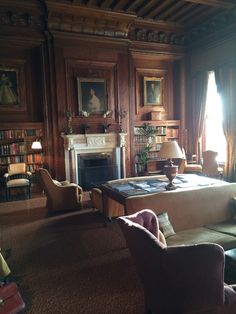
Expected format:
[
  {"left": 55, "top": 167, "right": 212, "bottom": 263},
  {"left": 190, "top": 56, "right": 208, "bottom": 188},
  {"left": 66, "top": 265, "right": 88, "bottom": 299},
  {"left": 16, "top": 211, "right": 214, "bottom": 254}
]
[{"left": 0, "top": 196, "right": 144, "bottom": 313}]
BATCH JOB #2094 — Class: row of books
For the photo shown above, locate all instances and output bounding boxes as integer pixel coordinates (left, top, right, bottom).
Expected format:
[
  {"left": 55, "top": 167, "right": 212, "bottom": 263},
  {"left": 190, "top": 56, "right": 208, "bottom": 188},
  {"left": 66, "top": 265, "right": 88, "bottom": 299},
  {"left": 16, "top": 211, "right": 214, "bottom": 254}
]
[
  {"left": 0, "top": 154, "right": 42, "bottom": 165},
  {"left": 134, "top": 130, "right": 178, "bottom": 144},
  {"left": 0, "top": 156, "right": 25, "bottom": 165},
  {"left": 0, "top": 143, "right": 25, "bottom": 155},
  {"left": 26, "top": 153, "right": 42, "bottom": 164},
  {"left": 0, "top": 129, "right": 42, "bottom": 140},
  {"left": 134, "top": 126, "right": 171, "bottom": 137},
  {"left": 166, "top": 128, "right": 179, "bottom": 138}
]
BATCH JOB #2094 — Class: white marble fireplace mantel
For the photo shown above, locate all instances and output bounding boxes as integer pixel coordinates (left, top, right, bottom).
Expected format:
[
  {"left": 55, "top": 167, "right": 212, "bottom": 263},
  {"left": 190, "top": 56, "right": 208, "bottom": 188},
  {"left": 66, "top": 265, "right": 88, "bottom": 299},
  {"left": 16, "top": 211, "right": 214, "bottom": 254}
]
[{"left": 61, "top": 133, "right": 127, "bottom": 185}]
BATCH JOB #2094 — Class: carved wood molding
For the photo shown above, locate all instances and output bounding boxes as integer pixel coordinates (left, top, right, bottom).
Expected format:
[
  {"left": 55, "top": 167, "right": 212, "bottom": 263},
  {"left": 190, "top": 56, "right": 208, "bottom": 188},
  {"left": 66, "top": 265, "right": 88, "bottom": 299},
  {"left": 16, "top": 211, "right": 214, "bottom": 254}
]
[
  {"left": 129, "top": 27, "right": 188, "bottom": 46},
  {"left": 45, "top": 1, "right": 236, "bottom": 46},
  {"left": 129, "top": 19, "right": 186, "bottom": 46},
  {"left": 46, "top": 2, "right": 136, "bottom": 39},
  {"left": 0, "top": 0, "right": 234, "bottom": 47},
  {"left": 0, "top": 1, "right": 44, "bottom": 30}
]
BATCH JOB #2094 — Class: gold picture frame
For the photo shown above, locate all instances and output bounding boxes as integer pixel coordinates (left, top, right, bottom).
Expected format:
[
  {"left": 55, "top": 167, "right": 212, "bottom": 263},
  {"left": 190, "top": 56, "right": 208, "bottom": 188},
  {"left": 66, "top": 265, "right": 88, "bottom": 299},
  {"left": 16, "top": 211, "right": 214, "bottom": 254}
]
[
  {"left": 0, "top": 67, "right": 20, "bottom": 108},
  {"left": 143, "top": 76, "right": 163, "bottom": 106},
  {"left": 77, "top": 77, "right": 107, "bottom": 115}
]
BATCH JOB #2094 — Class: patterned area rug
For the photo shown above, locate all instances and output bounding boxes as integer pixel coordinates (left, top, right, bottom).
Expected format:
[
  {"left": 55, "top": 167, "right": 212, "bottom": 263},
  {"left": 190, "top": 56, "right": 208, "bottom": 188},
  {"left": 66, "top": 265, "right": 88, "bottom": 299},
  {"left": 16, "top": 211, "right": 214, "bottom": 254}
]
[{"left": 0, "top": 198, "right": 144, "bottom": 313}]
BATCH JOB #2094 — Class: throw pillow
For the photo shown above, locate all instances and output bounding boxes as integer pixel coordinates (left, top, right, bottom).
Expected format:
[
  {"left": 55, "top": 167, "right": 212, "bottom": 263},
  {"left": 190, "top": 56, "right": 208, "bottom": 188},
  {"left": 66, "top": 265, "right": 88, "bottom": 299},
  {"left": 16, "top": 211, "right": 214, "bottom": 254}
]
[
  {"left": 232, "top": 197, "right": 236, "bottom": 218},
  {"left": 157, "top": 212, "right": 176, "bottom": 238}
]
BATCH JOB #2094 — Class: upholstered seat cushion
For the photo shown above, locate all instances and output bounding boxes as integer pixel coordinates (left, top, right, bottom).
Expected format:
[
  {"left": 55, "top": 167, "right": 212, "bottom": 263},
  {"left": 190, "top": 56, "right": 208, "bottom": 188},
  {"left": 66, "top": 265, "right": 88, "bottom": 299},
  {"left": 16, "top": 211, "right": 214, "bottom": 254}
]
[
  {"left": 53, "top": 179, "right": 71, "bottom": 186},
  {"left": 184, "top": 164, "right": 202, "bottom": 172},
  {"left": 205, "top": 221, "right": 236, "bottom": 237},
  {"left": 6, "top": 178, "right": 30, "bottom": 187},
  {"left": 166, "top": 227, "right": 236, "bottom": 250}
]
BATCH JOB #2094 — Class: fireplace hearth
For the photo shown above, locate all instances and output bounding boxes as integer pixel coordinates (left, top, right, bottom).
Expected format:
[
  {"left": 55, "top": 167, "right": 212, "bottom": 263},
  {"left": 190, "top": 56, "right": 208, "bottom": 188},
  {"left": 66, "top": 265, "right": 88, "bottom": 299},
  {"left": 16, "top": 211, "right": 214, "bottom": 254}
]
[
  {"left": 62, "top": 133, "right": 127, "bottom": 189},
  {"left": 78, "top": 153, "right": 119, "bottom": 190}
]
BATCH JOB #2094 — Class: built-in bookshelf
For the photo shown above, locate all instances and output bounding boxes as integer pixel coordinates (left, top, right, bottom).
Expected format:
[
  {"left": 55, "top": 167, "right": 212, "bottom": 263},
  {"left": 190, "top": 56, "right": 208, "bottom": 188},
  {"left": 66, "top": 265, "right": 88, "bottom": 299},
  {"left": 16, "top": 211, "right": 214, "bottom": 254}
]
[
  {"left": 134, "top": 120, "right": 180, "bottom": 160},
  {"left": 0, "top": 123, "right": 43, "bottom": 175}
]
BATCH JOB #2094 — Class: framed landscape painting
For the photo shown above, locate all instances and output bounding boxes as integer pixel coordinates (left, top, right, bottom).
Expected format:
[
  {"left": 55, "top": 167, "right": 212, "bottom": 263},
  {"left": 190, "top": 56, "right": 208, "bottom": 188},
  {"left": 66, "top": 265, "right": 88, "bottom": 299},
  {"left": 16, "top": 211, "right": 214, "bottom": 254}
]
[
  {"left": 77, "top": 77, "right": 107, "bottom": 115},
  {"left": 143, "top": 76, "right": 163, "bottom": 106},
  {"left": 0, "top": 67, "right": 20, "bottom": 108}
]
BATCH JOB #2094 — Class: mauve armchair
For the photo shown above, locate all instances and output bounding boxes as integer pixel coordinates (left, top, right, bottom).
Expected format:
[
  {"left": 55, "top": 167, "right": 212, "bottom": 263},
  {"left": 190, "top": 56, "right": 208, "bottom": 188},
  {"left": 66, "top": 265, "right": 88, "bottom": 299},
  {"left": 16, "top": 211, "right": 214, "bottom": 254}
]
[{"left": 117, "top": 209, "right": 236, "bottom": 314}]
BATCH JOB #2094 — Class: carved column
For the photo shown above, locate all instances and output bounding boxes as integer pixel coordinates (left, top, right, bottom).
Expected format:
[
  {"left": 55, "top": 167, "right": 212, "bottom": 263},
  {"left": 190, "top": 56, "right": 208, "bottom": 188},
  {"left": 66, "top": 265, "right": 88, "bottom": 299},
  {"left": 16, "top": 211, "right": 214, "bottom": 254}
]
[{"left": 118, "top": 133, "right": 127, "bottom": 178}]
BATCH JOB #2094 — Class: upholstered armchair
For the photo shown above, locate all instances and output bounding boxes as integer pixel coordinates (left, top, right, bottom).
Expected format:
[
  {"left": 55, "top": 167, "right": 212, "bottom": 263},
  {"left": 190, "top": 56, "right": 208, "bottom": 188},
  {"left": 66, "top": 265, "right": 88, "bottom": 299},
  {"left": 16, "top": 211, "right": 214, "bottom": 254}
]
[
  {"left": 38, "top": 168, "right": 83, "bottom": 213},
  {"left": 178, "top": 148, "right": 202, "bottom": 174},
  {"left": 4, "top": 163, "right": 32, "bottom": 201},
  {"left": 202, "top": 150, "right": 224, "bottom": 179},
  {"left": 117, "top": 209, "right": 236, "bottom": 314}
]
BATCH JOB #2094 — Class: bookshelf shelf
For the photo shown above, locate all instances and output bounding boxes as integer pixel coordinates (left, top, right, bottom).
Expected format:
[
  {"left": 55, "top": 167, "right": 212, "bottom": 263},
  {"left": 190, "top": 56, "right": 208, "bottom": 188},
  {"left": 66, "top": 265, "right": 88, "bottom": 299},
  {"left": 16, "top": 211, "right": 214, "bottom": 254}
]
[
  {"left": 0, "top": 122, "right": 43, "bottom": 175},
  {"left": 134, "top": 120, "right": 180, "bottom": 174}
]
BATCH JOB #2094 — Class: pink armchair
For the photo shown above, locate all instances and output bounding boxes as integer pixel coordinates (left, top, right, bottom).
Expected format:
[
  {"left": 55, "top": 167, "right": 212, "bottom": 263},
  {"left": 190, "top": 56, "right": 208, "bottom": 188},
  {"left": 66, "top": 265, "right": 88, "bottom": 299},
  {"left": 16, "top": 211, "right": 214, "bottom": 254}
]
[{"left": 117, "top": 209, "right": 236, "bottom": 314}]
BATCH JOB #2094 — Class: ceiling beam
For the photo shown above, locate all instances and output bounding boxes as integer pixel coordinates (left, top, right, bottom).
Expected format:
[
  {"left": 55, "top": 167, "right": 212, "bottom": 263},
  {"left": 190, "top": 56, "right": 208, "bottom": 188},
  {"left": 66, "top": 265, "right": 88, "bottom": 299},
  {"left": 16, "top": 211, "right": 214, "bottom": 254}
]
[{"left": 182, "top": 0, "right": 236, "bottom": 9}]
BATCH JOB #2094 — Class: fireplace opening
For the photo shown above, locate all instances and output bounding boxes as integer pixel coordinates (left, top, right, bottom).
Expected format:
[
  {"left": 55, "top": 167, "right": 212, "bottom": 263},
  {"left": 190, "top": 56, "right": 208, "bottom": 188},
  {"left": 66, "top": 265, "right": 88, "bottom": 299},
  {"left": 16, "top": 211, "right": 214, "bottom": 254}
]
[{"left": 78, "top": 153, "right": 119, "bottom": 190}]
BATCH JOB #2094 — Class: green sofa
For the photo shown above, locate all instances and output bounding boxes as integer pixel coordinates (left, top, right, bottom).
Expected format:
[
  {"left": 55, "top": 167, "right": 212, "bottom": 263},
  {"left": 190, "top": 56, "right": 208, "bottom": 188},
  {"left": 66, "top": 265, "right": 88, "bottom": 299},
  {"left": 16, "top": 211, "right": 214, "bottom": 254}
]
[{"left": 125, "top": 183, "right": 236, "bottom": 250}]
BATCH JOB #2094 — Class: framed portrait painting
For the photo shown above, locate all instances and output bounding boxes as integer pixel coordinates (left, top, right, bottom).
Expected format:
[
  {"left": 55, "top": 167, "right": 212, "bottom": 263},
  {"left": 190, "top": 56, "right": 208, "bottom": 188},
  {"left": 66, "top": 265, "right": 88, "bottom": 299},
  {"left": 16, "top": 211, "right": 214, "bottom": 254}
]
[
  {"left": 144, "top": 76, "right": 163, "bottom": 106},
  {"left": 77, "top": 77, "right": 107, "bottom": 115},
  {"left": 0, "top": 67, "right": 20, "bottom": 108}
]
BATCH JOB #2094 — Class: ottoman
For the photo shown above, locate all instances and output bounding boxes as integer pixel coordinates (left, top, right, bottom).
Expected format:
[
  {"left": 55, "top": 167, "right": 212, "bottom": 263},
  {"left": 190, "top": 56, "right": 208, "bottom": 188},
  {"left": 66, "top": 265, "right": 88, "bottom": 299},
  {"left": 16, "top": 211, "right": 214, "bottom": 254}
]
[{"left": 225, "top": 248, "right": 236, "bottom": 284}]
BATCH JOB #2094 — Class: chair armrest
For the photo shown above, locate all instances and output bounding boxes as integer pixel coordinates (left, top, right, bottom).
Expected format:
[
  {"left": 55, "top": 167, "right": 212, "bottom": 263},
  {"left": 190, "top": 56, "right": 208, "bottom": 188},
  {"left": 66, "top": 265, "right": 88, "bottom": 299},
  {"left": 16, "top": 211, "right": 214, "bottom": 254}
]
[
  {"left": 90, "top": 188, "right": 103, "bottom": 211},
  {"left": 160, "top": 243, "right": 225, "bottom": 309},
  {"left": 90, "top": 188, "right": 102, "bottom": 196},
  {"left": 77, "top": 185, "right": 83, "bottom": 194},
  {"left": 26, "top": 171, "right": 32, "bottom": 177},
  {"left": 55, "top": 184, "right": 82, "bottom": 198}
]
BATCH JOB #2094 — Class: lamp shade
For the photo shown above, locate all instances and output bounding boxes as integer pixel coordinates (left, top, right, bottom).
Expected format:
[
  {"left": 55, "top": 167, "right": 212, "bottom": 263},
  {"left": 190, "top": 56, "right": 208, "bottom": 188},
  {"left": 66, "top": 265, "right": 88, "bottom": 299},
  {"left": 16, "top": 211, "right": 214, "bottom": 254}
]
[
  {"left": 158, "top": 141, "right": 183, "bottom": 159},
  {"left": 31, "top": 140, "right": 42, "bottom": 150}
]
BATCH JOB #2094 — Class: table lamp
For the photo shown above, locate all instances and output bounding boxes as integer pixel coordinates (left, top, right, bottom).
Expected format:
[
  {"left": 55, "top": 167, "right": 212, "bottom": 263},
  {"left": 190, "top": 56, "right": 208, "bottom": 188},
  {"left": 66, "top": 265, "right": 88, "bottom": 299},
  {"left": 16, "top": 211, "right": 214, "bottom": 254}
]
[
  {"left": 31, "top": 140, "right": 42, "bottom": 150},
  {"left": 158, "top": 141, "right": 183, "bottom": 190}
]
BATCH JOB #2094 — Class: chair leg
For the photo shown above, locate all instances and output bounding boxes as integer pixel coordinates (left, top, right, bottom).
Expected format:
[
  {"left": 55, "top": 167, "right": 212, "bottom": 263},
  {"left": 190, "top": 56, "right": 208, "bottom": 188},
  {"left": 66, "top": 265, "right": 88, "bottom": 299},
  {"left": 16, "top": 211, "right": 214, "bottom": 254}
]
[
  {"left": 6, "top": 188, "right": 9, "bottom": 202},
  {"left": 6, "top": 188, "right": 10, "bottom": 202}
]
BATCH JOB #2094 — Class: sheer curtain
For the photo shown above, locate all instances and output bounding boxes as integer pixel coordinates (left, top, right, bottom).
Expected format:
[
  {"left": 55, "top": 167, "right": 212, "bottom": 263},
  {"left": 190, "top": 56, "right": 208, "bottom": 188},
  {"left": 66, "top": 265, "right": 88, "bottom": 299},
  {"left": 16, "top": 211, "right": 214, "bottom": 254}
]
[
  {"left": 204, "top": 71, "right": 226, "bottom": 163},
  {"left": 190, "top": 71, "right": 208, "bottom": 161},
  {"left": 215, "top": 65, "right": 236, "bottom": 181}
]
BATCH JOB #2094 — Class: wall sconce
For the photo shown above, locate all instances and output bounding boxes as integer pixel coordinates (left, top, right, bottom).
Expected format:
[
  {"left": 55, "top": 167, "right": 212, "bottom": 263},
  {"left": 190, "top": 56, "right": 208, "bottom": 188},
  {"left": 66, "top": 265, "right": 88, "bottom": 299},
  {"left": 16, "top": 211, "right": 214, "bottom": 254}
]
[{"left": 31, "top": 140, "right": 42, "bottom": 150}]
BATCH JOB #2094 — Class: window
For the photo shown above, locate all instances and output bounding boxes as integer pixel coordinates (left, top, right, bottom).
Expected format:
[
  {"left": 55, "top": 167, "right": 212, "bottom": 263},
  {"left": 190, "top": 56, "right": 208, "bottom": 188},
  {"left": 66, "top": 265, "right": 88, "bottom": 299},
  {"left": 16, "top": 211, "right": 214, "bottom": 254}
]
[{"left": 203, "top": 71, "right": 226, "bottom": 163}]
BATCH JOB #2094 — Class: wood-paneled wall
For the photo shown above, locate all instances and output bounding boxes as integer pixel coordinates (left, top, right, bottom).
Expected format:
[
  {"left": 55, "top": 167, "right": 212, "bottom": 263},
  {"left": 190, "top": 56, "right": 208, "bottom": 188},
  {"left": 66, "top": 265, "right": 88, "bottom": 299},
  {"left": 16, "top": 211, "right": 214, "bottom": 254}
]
[{"left": 1, "top": 1, "right": 234, "bottom": 179}]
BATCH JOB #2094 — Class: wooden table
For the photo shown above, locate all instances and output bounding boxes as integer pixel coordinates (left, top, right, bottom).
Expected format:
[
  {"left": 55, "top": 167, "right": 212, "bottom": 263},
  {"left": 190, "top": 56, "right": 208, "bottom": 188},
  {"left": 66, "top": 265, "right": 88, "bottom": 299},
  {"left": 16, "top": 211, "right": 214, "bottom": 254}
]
[
  {"left": 100, "top": 174, "right": 226, "bottom": 216},
  {"left": 101, "top": 176, "right": 166, "bottom": 205}
]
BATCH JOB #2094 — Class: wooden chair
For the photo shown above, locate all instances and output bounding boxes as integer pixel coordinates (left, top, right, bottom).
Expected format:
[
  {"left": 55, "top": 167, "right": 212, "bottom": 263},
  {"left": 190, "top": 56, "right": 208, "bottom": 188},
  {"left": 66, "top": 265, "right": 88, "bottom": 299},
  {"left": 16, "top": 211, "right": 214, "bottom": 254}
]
[
  {"left": 38, "top": 168, "right": 83, "bottom": 213},
  {"left": 4, "top": 163, "right": 32, "bottom": 201},
  {"left": 202, "top": 150, "right": 223, "bottom": 179}
]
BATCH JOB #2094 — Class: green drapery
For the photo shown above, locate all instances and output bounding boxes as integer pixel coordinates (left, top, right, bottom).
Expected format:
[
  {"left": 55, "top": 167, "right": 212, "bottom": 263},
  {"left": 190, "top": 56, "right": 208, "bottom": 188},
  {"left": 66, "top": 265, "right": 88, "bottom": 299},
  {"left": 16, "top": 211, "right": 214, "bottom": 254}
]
[
  {"left": 215, "top": 65, "right": 236, "bottom": 182},
  {"left": 190, "top": 71, "right": 208, "bottom": 162}
]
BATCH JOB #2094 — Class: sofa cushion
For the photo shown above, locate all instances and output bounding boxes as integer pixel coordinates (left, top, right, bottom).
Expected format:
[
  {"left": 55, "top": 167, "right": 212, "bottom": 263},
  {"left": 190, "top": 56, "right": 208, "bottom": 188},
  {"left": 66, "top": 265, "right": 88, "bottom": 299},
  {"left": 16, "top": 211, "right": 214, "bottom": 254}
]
[
  {"left": 166, "top": 227, "right": 236, "bottom": 250},
  {"left": 157, "top": 212, "right": 175, "bottom": 238},
  {"left": 205, "top": 220, "right": 236, "bottom": 237}
]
